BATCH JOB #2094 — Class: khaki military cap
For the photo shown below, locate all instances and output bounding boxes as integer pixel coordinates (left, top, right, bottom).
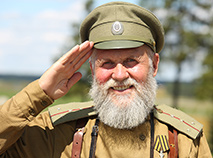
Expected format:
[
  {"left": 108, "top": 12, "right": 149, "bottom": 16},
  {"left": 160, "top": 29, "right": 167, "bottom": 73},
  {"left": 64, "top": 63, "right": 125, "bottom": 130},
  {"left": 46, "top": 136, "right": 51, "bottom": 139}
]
[{"left": 80, "top": 1, "right": 164, "bottom": 53}]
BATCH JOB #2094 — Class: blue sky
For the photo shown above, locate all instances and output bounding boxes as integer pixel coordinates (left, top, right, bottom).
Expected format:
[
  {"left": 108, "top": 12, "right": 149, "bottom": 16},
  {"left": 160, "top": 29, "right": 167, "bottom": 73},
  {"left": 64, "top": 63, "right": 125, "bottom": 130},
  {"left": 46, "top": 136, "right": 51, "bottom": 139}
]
[
  {"left": 0, "top": 0, "right": 210, "bottom": 82},
  {"left": 0, "top": 0, "right": 87, "bottom": 75},
  {"left": 0, "top": 0, "right": 138, "bottom": 76}
]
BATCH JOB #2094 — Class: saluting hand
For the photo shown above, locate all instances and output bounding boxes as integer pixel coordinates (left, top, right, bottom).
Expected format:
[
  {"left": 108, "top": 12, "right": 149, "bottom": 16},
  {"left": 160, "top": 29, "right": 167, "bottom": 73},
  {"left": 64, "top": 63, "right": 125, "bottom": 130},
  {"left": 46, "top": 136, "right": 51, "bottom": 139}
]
[{"left": 39, "top": 41, "right": 94, "bottom": 100}]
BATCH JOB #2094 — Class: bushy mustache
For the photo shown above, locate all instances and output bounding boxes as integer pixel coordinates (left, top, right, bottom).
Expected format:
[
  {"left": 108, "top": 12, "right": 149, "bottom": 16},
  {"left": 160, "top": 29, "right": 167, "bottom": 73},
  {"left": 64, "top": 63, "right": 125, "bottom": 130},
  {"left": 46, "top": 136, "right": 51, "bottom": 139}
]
[{"left": 97, "top": 77, "right": 142, "bottom": 95}]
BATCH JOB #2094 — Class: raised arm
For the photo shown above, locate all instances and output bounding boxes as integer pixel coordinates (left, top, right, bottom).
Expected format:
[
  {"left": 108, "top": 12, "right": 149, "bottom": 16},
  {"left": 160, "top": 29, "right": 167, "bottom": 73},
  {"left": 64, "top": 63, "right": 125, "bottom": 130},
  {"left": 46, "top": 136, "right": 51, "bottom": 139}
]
[{"left": 0, "top": 41, "right": 93, "bottom": 154}]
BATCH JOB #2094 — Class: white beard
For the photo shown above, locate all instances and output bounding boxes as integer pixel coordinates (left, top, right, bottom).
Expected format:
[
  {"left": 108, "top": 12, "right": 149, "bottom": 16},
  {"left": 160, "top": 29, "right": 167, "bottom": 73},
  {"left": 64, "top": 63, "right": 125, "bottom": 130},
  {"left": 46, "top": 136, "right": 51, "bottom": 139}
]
[{"left": 89, "top": 68, "right": 157, "bottom": 129}]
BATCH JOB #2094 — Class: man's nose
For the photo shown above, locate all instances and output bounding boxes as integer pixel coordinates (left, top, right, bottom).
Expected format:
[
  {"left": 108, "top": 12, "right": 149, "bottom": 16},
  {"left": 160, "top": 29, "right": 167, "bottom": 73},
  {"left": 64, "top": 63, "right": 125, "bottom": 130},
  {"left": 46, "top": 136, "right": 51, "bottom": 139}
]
[{"left": 112, "top": 63, "right": 129, "bottom": 82}]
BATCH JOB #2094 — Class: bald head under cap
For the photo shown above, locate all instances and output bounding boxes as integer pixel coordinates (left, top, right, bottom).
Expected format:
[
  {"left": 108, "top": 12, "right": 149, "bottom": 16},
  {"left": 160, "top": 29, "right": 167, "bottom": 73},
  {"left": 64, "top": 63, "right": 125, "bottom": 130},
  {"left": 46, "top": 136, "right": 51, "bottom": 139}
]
[{"left": 80, "top": 1, "right": 164, "bottom": 53}]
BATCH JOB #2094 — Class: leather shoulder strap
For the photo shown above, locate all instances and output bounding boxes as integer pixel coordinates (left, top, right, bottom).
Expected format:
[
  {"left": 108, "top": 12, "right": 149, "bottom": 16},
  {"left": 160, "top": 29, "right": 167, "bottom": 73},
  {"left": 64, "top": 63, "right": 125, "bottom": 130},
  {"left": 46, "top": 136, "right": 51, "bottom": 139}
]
[
  {"left": 71, "top": 118, "right": 89, "bottom": 158},
  {"left": 71, "top": 115, "right": 98, "bottom": 158},
  {"left": 168, "top": 125, "right": 179, "bottom": 158}
]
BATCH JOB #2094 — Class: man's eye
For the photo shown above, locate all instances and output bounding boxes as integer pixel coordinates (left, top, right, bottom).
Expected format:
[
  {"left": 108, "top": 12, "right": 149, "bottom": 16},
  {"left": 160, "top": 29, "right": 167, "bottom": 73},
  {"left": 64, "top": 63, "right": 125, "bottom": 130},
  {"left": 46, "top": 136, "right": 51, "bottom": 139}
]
[
  {"left": 127, "top": 59, "right": 136, "bottom": 62},
  {"left": 102, "top": 61, "right": 114, "bottom": 69},
  {"left": 124, "top": 59, "right": 138, "bottom": 67}
]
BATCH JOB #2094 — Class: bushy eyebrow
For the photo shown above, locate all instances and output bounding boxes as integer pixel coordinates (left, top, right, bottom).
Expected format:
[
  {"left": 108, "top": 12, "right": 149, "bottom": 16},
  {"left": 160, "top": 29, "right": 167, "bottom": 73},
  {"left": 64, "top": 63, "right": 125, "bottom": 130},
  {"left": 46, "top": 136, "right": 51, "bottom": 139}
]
[
  {"left": 100, "top": 55, "right": 140, "bottom": 61},
  {"left": 95, "top": 58, "right": 109, "bottom": 66},
  {"left": 95, "top": 55, "right": 143, "bottom": 65}
]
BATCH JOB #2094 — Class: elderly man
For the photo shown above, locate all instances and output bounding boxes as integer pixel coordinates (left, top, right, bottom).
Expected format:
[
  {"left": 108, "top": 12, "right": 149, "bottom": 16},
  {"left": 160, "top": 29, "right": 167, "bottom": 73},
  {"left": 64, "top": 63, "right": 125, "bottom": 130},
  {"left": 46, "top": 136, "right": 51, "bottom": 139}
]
[{"left": 0, "top": 2, "right": 211, "bottom": 158}]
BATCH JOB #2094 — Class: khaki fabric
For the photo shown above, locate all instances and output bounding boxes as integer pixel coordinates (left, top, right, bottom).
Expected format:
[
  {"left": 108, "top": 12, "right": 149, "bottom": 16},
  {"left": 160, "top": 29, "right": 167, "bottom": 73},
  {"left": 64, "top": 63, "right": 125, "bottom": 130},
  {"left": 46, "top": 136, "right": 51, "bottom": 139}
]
[
  {"left": 154, "top": 105, "right": 203, "bottom": 139},
  {"left": 0, "top": 81, "right": 211, "bottom": 158},
  {"left": 49, "top": 101, "right": 97, "bottom": 126}
]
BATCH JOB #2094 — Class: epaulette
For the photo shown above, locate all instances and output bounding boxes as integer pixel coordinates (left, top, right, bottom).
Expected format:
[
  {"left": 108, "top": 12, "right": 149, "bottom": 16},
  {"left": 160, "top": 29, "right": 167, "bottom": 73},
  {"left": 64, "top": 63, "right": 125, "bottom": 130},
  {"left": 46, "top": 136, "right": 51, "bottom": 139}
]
[
  {"left": 48, "top": 101, "right": 97, "bottom": 126},
  {"left": 153, "top": 104, "right": 203, "bottom": 139}
]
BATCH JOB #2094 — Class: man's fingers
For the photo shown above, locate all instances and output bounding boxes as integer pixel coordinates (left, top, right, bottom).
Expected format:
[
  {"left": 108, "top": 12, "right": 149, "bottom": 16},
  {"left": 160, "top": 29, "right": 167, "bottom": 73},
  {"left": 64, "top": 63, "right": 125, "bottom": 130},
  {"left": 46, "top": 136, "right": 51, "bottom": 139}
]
[
  {"left": 59, "top": 44, "right": 80, "bottom": 65},
  {"left": 79, "top": 41, "right": 93, "bottom": 53},
  {"left": 67, "top": 72, "right": 82, "bottom": 89},
  {"left": 70, "top": 48, "right": 93, "bottom": 74},
  {"left": 49, "top": 41, "right": 93, "bottom": 81},
  {"left": 70, "top": 41, "right": 93, "bottom": 66},
  {"left": 60, "top": 41, "right": 92, "bottom": 65},
  {"left": 65, "top": 41, "right": 93, "bottom": 78}
]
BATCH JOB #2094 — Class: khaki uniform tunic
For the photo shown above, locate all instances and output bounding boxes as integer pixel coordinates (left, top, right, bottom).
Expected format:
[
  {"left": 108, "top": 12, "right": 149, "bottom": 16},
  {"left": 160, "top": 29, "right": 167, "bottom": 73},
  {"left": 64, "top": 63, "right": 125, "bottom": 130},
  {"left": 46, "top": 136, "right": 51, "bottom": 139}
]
[{"left": 0, "top": 80, "right": 211, "bottom": 158}]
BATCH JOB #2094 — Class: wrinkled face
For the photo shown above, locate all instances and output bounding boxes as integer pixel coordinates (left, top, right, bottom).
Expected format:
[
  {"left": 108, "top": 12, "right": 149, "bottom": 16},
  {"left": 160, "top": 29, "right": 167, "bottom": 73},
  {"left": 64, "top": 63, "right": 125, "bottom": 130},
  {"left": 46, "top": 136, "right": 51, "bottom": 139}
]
[
  {"left": 89, "top": 45, "right": 159, "bottom": 129},
  {"left": 91, "top": 45, "right": 159, "bottom": 105}
]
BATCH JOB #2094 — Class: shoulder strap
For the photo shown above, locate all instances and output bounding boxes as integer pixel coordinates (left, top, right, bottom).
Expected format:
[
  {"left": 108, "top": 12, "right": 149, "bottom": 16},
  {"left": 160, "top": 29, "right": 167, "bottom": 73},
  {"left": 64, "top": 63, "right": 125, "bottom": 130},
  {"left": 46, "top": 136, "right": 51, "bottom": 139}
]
[
  {"left": 154, "top": 104, "right": 203, "bottom": 139},
  {"left": 71, "top": 118, "right": 89, "bottom": 158},
  {"left": 71, "top": 115, "right": 98, "bottom": 158},
  {"left": 48, "top": 101, "right": 97, "bottom": 126},
  {"left": 168, "top": 125, "right": 179, "bottom": 158},
  {"left": 89, "top": 118, "right": 100, "bottom": 158}
]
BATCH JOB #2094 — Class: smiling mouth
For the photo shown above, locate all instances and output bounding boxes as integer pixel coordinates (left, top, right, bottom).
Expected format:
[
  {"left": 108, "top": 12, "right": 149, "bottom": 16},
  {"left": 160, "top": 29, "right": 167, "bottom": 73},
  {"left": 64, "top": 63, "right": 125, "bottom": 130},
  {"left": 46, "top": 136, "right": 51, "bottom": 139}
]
[{"left": 111, "top": 85, "right": 133, "bottom": 91}]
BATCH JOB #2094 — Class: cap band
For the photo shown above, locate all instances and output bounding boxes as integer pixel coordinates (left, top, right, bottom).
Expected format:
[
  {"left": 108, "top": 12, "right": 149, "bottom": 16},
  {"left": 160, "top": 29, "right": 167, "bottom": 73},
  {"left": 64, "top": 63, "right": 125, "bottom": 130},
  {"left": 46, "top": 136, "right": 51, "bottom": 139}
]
[{"left": 94, "top": 40, "right": 145, "bottom": 50}]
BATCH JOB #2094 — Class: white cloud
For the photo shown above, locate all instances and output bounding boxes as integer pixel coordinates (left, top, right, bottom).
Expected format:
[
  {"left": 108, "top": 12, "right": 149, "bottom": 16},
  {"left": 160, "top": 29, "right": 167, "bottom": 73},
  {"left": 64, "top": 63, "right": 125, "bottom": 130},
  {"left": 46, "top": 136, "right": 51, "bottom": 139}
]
[
  {"left": 0, "top": 0, "right": 86, "bottom": 75},
  {"left": 0, "top": 30, "right": 15, "bottom": 44},
  {"left": 0, "top": 49, "right": 2, "bottom": 56},
  {"left": 1, "top": 11, "right": 21, "bottom": 19},
  {"left": 42, "top": 32, "right": 67, "bottom": 43},
  {"left": 36, "top": 0, "right": 85, "bottom": 24}
]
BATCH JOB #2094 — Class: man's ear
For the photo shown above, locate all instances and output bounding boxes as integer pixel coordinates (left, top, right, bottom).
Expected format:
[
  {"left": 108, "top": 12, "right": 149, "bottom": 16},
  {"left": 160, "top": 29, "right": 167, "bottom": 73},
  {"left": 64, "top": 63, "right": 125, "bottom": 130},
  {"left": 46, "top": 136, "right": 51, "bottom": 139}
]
[{"left": 152, "top": 53, "right": 160, "bottom": 77}]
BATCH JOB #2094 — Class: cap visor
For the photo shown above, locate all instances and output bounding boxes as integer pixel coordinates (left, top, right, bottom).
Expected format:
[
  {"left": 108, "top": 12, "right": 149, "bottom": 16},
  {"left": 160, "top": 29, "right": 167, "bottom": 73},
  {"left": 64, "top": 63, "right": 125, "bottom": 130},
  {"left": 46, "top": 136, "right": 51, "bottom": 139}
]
[{"left": 94, "top": 40, "right": 144, "bottom": 49}]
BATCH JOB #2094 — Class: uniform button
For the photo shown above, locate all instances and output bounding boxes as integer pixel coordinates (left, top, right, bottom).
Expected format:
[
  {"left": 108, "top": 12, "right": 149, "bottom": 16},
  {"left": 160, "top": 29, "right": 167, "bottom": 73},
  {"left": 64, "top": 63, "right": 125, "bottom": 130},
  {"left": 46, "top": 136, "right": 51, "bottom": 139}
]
[
  {"left": 139, "top": 134, "right": 146, "bottom": 141},
  {"left": 41, "top": 100, "right": 48, "bottom": 106},
  {"left": 29, "top": 108, "right": 36, "bottom": 116}
]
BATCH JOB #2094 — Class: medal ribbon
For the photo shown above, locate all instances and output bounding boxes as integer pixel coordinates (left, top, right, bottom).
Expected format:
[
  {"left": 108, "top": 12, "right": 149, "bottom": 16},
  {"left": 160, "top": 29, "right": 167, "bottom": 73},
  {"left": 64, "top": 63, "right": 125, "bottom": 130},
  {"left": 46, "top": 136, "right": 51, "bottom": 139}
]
[{"left": 154, "top": 135, "right": 170, "bottom": 152}]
